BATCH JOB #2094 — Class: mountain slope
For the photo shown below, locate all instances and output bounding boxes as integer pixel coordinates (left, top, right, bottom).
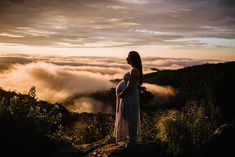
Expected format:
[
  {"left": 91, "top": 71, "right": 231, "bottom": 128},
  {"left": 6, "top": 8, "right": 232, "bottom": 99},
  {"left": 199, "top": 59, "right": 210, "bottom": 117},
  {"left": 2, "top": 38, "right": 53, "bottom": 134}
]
[{"left": 144, "top": 61, "right": 235, "bottom": 123}]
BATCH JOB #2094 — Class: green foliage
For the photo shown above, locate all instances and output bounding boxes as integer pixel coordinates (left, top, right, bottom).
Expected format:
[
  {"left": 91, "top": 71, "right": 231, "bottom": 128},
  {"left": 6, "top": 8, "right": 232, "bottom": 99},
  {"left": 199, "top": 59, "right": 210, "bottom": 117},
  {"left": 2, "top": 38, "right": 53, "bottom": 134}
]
[
  {"left": 141, "top": 111, "right": 160, "bottom": 141},
  {"left": 0, "top": 87, "right": 116, "bottom": 156},
  {"left": 155, "top": 101, "right": 217, "bottom": 157},
  {"left": 0, "top": 87, "right": 72, "bottom": 156},
  {"left": 28, "top": 86, "right": 36, "bottom": 98},
  {"left": 69, "top": 112, "right": 114, "bottom": 144}
]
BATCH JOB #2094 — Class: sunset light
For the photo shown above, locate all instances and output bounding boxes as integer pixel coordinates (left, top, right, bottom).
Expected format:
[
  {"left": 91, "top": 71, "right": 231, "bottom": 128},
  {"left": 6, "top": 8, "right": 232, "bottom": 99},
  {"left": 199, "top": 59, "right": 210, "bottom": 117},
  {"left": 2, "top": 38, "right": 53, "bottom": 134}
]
[
  {"left": 0, "top": 0, "right": 234, "bottom": 60},
  {"left": 0, "top": 1, "right": 235, "bottom": 156}
]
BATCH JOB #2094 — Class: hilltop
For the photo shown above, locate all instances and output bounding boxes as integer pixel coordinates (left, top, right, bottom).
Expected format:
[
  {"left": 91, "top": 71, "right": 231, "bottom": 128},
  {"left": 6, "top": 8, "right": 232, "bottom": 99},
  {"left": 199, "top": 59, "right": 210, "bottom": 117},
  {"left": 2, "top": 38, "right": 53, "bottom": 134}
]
[
  {"left": 144, "top": 61, "right": 235, "bottom": 123},
  {"left": 0, "top": 61, "right": 235, "bottom": 157}
]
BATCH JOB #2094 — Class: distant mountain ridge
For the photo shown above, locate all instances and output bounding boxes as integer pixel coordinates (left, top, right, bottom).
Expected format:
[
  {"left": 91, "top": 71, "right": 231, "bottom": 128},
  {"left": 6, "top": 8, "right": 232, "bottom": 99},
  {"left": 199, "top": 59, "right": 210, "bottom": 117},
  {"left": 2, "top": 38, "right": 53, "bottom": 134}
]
[{"left": 144, "top": 61, "right": 235, "bottom": 123}]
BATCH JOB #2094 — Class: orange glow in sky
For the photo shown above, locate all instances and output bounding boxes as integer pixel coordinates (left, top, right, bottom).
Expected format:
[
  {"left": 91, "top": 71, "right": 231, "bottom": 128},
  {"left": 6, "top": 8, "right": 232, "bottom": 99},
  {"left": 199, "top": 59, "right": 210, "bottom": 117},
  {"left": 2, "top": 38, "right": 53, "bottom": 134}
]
[{"left": 0, "top": 0, "right": 234, "bottom": 61}]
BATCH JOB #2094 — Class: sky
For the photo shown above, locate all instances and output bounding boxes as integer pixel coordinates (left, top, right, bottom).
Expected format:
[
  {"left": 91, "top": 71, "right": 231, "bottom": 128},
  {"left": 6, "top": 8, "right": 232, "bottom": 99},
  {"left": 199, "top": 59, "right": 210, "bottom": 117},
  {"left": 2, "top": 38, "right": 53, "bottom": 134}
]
[{"left": 0, "top": 0, "right": 235, "bottom": 60}]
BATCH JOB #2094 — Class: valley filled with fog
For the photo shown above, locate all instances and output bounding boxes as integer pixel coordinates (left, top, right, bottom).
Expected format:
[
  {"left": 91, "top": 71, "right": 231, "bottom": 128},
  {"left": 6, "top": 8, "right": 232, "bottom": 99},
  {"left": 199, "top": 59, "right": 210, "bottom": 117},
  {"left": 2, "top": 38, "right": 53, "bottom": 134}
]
[{"left": 0, "top": 54, "right": 221, "bottom": 113}]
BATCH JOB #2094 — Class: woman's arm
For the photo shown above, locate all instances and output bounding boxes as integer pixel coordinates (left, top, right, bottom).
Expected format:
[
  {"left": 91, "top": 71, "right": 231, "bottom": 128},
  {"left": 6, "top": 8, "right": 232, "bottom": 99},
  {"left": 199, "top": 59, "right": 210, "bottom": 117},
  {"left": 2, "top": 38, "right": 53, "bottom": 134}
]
[{"left": 118, "top": 68, "right": 138, "bottom": 97}]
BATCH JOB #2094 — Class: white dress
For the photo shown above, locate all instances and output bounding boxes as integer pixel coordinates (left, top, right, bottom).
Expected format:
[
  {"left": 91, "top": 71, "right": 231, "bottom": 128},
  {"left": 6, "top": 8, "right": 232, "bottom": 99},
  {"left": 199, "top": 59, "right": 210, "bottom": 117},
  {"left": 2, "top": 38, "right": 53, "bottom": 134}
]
[{"left": 113, "top": 68, "right": 141, "bottom": 142}]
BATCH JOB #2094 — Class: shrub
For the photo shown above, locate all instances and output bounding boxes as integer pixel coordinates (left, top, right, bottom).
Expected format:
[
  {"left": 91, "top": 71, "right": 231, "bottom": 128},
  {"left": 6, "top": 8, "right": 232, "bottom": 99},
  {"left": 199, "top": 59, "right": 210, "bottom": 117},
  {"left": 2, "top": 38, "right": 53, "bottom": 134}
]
[{"left": 155, "top": 101, "right": 217, "bottom": 156}]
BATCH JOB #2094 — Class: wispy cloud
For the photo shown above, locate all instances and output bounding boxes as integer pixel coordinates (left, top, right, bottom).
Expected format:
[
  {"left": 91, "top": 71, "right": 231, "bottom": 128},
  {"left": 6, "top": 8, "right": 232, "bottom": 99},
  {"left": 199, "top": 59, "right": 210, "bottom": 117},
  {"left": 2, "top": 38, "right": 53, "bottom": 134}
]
[
  {"left": 67, "top": 97, "right": 113, "bottom": 114},
  {"left": 0, "top": 0, "right": 234, "bottom": 48},
  {"left": 143, "top": 83, "right": 176, "bottom": 96},
  {"left": 143, "top": 83, "right": 177, "bottom": 107}
]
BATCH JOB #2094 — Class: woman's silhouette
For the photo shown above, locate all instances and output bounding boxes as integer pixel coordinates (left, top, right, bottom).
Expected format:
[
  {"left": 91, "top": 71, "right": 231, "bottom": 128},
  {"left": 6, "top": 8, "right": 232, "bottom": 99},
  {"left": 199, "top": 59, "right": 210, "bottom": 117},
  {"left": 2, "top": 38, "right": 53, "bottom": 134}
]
[{"left": 114, "top": 51, "right": 143, "bottom": 147}]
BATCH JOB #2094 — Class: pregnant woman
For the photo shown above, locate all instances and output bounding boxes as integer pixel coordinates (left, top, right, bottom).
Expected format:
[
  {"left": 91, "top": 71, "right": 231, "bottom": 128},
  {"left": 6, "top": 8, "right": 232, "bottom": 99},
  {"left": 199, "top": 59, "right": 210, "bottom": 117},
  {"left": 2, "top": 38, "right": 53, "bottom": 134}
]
[{"left": 113, "top": 51, "right": 143, "bottom": 147}]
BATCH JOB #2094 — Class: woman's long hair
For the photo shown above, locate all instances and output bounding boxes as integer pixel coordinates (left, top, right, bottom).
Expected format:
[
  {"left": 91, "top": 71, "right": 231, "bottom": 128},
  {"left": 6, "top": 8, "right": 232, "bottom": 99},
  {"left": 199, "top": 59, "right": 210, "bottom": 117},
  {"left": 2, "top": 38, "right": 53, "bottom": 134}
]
[{"left": 129, "top": 51, "right": 143, "bottom": 85}]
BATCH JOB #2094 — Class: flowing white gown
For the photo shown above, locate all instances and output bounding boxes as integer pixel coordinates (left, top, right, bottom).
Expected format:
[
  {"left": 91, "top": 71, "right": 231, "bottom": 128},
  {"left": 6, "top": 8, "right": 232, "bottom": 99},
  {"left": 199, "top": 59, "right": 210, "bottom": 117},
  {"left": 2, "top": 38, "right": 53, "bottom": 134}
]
[{"left": 113, "top": 67, "right": 141, "bottom": 142}]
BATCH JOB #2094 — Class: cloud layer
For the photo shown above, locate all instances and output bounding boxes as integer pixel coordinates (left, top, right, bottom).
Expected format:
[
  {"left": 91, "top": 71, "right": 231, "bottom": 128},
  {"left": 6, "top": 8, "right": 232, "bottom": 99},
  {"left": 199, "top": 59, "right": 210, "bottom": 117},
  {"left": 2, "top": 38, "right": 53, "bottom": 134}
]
[
  {"left": 0, "top": 61, "right": 114, "bottom": 103},
  {"left": 0, "top": 54, "right": 225, "bottom": 113}
]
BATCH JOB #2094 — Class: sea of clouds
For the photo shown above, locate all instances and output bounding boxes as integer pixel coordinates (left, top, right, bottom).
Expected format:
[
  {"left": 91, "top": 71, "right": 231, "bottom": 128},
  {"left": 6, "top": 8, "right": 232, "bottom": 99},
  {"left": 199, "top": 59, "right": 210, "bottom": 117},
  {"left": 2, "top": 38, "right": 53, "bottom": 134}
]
[{"left": 0, "top": 54, "right": 221, "bottom": 114}]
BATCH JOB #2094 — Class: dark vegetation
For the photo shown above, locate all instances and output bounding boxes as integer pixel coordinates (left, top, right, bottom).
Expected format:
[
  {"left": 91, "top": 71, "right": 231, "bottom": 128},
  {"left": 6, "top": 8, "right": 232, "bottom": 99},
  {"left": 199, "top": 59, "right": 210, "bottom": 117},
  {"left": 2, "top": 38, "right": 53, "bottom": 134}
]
[
  {"left": 144, "top": 61, "right": 235, "bottom": 123},
  {"left": 0, "top": 61, "right": 234, "bottom": 156}
]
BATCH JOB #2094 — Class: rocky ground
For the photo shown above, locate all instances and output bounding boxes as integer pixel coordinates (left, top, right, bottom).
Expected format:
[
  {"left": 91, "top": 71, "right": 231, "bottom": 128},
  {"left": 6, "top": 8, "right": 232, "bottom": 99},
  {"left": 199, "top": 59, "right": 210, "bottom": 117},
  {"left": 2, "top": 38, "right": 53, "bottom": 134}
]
[
  {"left": 86, "top": 141, "right": 170, "bottom": 157},
  {"left": 56, "top": 121, "right": 235, "bottom": 157},
  {"left": 57, "top": 139, "right": 171, "bottom": 157}
]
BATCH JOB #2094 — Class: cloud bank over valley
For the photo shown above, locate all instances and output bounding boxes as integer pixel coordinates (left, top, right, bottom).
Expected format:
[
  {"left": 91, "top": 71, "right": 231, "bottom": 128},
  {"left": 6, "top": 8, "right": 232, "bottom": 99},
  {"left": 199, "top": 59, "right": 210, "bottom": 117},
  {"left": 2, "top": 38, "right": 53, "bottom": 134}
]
[{"left": 0, "top": 54, "right": 224, "bottom": 113}]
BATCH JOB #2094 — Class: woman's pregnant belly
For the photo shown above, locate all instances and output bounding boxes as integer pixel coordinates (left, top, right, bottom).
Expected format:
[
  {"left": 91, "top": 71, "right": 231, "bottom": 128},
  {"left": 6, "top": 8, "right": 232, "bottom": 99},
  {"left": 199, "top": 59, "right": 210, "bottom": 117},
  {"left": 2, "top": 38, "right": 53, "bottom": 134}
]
[{"left": 116, "top": 80, "right": 127, "bottom": 94}]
